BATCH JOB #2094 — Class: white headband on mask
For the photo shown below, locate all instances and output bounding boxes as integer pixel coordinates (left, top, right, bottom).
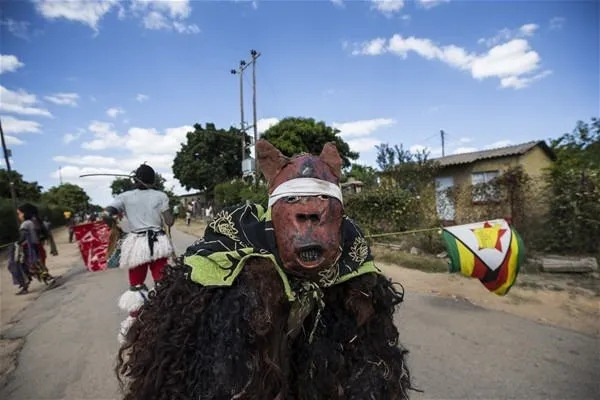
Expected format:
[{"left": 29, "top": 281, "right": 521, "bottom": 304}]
[{"left": 268, "top": 177, "right": 343, "bottom": 208}]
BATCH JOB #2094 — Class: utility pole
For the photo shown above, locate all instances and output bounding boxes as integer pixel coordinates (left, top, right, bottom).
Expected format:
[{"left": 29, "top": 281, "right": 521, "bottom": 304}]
[
  {"left": 250, "top": 49, "right": 261, "bottom": 150},
  {"left": 59, "top": 166, "right": 63, "bottom": 185},
  {"left": 440, "top": 130, "right": 446, "bottom": 157},
  {"left": 230, "top": 49, "right": 261, "bottom": 176},
  {"left": 0, "top": 117, "right": 20, "bottom": 231},
  {"left": 231, "top": 60, "right": 248, "bottom": 163}
]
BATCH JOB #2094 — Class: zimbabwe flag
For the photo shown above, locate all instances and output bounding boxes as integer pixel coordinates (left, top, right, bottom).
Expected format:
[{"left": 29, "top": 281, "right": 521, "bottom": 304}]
[{"left": 442, "top": 219, "right": 525, "bottom": 296}]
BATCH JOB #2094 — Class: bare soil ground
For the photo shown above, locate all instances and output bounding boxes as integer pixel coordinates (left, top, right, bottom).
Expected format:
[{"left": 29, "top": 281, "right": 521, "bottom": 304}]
[
  {"left": 176, "top": 219, "right": 600, "bottom": 337},
  {"left": 0, "top": 228, "right": 81, "bottom": 384}
]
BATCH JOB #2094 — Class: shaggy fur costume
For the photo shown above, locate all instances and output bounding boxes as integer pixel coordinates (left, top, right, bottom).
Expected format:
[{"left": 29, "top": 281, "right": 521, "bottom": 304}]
[
  {"left": 116, "top": 260, "right": 411, "bottom": 399},
  {"left": 116, "top": 140, "right": 412, "bottom": 399}
]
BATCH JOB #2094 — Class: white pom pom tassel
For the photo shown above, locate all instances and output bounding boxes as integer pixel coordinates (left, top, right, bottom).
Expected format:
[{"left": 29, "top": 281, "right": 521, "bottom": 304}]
[
  {"left": 118, "top": 288, "right": 148, "bottom": 314},
  {"left": 118, "top": 315, "right": 137, "bottom": 345}
]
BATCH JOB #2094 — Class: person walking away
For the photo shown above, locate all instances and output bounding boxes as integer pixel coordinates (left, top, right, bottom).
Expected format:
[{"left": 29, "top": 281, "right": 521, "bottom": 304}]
[
  {"left": 102, "top": 164, "right": 174, "bottom": 343},
  {"left": 15, "top": 203, "right": 57, "bottom": 292},
  {"left": 185, "top": 202, "right": 193, "bottom": 226}
]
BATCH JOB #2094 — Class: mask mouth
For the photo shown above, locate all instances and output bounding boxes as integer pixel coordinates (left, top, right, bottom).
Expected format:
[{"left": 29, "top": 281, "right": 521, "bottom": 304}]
[{"left": 296, "top": 244, "right": 324, "bottom": 268}]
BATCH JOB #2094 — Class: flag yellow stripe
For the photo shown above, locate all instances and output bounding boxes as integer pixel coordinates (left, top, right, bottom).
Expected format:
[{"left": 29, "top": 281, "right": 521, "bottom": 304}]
[
  {"left": 456, "top": 240, "right": 475, "bottom": 277},
  {"left": 494, "top": 231, "right": 519, "bottom": 295}
]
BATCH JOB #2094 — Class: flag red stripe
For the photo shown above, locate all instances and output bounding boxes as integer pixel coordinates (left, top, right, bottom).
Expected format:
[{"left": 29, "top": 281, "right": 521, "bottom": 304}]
[{"left": 483, "top": 247, "right": 512, "bottom": 291}]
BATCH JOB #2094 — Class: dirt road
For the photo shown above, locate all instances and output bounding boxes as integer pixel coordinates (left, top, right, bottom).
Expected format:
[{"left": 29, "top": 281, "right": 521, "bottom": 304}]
[{"left": 1, "top": 229, "right": 598, "bottom": 399}]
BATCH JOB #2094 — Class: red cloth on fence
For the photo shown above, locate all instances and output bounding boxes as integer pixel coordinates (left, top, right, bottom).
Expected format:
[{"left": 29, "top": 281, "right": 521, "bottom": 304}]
[{"left": 73, "top": 221, "right": 111, "bottom": 272}]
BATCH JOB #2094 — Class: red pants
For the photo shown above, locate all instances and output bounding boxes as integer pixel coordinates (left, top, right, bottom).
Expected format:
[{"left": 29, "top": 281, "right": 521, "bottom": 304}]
[{"left": 128, "top": 258, "right": 168, "bottom": 286}]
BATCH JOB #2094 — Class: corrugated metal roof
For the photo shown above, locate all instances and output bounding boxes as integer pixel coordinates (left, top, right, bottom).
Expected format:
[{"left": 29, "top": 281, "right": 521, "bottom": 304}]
[{"left": 432, "top": 141, "right": 552, "bottom": 167}]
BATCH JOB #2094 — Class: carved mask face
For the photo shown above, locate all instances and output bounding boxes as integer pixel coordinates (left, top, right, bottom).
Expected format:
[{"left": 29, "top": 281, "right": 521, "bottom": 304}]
[{"left": 256, "top": 140, "right": 344, "bottom": 278}]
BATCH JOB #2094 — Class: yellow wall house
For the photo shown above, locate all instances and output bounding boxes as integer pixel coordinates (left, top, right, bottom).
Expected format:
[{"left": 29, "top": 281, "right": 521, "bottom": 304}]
[{"left": 432, "top": 141, "right": 556, "bottom": 223}]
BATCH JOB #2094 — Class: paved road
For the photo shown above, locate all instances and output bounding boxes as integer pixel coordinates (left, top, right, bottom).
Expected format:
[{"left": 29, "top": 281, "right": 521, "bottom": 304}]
[{"left": 1, "top": 229, "right": 598, "bottom": 399}]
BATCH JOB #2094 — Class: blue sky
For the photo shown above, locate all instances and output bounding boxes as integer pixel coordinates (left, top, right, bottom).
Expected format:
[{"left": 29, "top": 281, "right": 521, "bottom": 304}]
[{"left": 1, "top": 0, "right": 598, "bottom": 206}]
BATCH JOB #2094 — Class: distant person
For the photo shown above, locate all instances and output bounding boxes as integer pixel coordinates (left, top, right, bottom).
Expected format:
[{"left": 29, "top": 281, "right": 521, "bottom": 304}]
[
  {"left": 173, "top": 204, "right": 180, "bottom": 220},
  {"left": 65, "top": 212, "right": 76, "bottom": 243},
  {"left": 13, "top": 203, "right": 57, "bottom": 293},
  {"left": 185, "top": 203, "right": 192, "bottom": 226},
  {"left": 102, "top": 163, "right": 174, "bottom": 343}
]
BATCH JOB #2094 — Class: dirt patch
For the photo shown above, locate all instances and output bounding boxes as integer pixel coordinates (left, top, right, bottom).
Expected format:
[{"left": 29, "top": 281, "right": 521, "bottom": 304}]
[
  {"left": 1, "top": 228, "right": 82, "bottom": 329},
  {"left": 380, "top": 263, "right": 600, "bottom": 337},
  {"left": 0, "top": 228, "right": 83, "bottom": 387},
  {"left": 174, "top": 220, "right": 207, "bottom": 238},
  {"left": 0, "top": 338, "right": 24, "bottom": 388}
]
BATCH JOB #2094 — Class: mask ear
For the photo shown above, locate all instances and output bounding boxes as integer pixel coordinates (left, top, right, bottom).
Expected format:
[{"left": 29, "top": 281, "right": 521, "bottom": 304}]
[
  {"left": 256, "top": 140, "right": 290, "bottom": 183},
  {"left": 319, "top": 142, "right": 343, "bottom": 180}
]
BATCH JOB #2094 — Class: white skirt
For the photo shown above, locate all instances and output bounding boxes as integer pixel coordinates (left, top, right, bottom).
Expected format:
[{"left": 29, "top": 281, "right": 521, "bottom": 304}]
[{"left": 119, "top": 231, "right": 173, "bottom": 269}]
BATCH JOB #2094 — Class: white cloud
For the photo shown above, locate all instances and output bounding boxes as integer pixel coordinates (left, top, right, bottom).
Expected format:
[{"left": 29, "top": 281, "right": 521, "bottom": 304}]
[
  {"left": 173, "top": 21, "right": 200, "bottom": 34},
  {"left": 63, "top": 132, "right": 82, "bottom": 144},
  {"left": 453, "top": 147, "right": 478, "bottom": 154},
  {"left": 352, "top": 37, "right": 387, "bottom": 56},
  {"left": 257, "top": 117, "right": 280, "bottom": 134},
  {"left": 136, "top": 93, "right": 149, "bottom": 102},
  {"left": 459, "top": 137, "right": 472, "bottom": 144},
  {"left": 478, "top": 23, "right": 539, "bottom": 48},
  {"left": 106, "top": 107, "right": 125, "bottom": 118},
  {"left": 81, "top": 121, "right": 193, "bottom": 154},
  {"left": 484, "top": 140, "right": 513, "bottom": 150},
  {"left": 56, "top": 121, "right": 196, "bottom": 205},
  {"left": 351, "top": 33, "right": 550, "bottom": 89},
  {"left": 500, "top": 70, "right": 552, "bottom": 89},
  {"left": 0, "top": 54, "right": 25, "bottom": 74},
  {"left": 1, "top": 115, "right": 41, "bottom": 134},
  {"left": 417, "top": 0, "right": 450, "bottom": 9},
  {"left": 34, "top": 0, "right": 118, "bottom": 32},
  {"left": 332, "top": 118, "right": 395, "bottom": 138},
  {"left": 371, "top": 0, "right": 405, "bottom": 16},
  {"left": 44, "top": 92, "right": 79, "bottom": 107},
  {"left": 81, "top": 120, "right": 123, "bottom": 150},
  {"left": 549, "top": 17, "right": 565, "bottom": 31},
  {"left": 0, "top": 19, "right": 30, "bottom": 40},
  {"left": 0, "top": 85, "right": 53, "bottom": 117},
  {"left": 330, "top": 0, "right": 345, "bottom": 7},
  {"left": 131, "top": 0, "right": 199, "bottom": 34},
  {"left": 143, "top": 10, "right": 170, "bottom": 30},
  {"left": 347, "top": 138, "right": 383, "bottom": 153},
  {"left": 5, "top": 135, "right": 24, "bottom": 145},
  {"left": 34, "top": 0, "right": 198, "bottom": 34}
]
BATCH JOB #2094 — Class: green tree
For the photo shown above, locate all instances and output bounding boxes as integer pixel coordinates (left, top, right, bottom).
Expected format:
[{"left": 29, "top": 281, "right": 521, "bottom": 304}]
[
  {"left": 0, "top": 169, "right": 43, "bottom": 201},
  {"left": 41, "top": 183, "right": 90, "bottom": 212},
  {"left": 544, "top": 118, "right": 600, "bottom": 254},
  {"left": 260, "top": 117, "right": 359, "bottom": 168},
  {"left": 375, "top": 143, "right": 439, "bottom": 192},
  {"left": 172, "top": 123, "right": 250, "bottom": 200},
  {"left": 345, "top": 164, "right": 378, "bottom": 189}
]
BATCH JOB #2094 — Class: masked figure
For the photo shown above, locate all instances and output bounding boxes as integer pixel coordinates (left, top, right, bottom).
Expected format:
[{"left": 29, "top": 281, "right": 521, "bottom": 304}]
[{"left": 116, "top": 141, "right": 412, "bottom": 399}]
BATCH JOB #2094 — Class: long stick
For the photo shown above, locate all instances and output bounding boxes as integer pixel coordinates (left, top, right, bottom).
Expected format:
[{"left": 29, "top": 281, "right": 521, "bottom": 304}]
[{"left": 79, "top": 173, "right": 132, "bottom": 178}]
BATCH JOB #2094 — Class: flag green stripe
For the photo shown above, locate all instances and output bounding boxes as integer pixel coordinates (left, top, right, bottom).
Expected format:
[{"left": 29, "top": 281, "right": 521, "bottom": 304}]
[{"left": 442, "top": 230, "right": 461, "bottom": 273}]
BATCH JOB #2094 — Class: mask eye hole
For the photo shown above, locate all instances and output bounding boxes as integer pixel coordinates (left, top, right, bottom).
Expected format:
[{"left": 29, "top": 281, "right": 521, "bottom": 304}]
[
  {"left": 285, "top": 196, "right": 300, "bottom": 203},
  {"left": 318, "top": 195, "right": 330, "bottom": 201}
]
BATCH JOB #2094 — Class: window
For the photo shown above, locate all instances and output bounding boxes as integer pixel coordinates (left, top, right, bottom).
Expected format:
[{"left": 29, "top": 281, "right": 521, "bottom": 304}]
[{"left": 471, "top": 170, "right": 500, "bottom": 202}]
